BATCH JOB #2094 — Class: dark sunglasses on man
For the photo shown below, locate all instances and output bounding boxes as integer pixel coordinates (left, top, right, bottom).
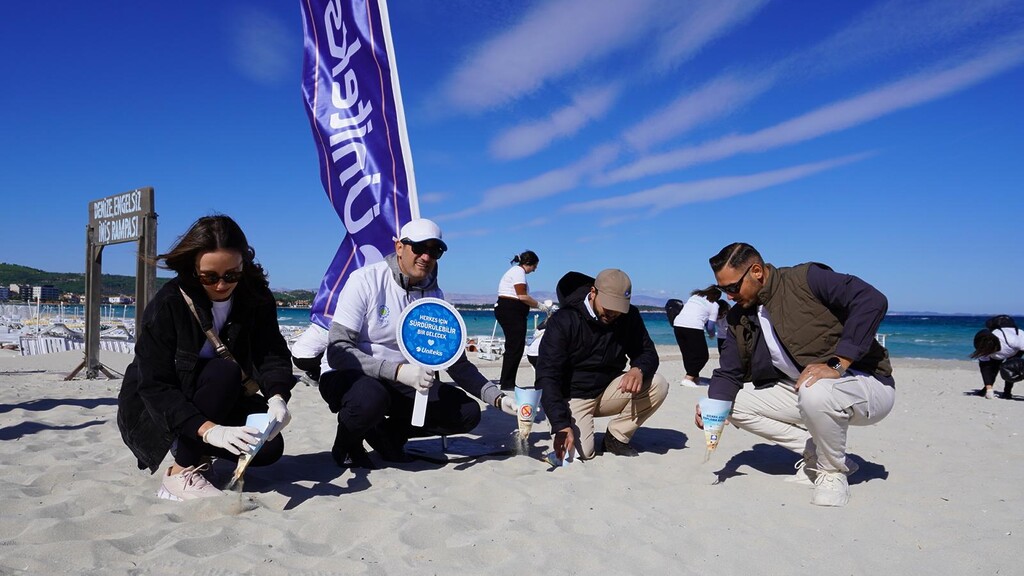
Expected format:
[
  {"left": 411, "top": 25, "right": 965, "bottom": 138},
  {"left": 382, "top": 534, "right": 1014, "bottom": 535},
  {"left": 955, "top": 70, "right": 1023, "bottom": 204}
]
[
  {"left": 401, "top": 238, "right": 446, "bottom": 259},
  {"left": 196, "top": 269, "right": 244, "bottom": 285},
  {"left": 715, "top": 263, "right": 753, "bottom": 295}
]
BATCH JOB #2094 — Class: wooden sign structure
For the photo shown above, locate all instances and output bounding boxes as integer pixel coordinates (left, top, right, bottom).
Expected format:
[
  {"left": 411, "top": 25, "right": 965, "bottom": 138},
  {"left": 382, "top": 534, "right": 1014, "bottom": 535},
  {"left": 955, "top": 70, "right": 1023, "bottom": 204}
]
[{"left": 67, "top": 187, "right": 157, "bottom": 380}]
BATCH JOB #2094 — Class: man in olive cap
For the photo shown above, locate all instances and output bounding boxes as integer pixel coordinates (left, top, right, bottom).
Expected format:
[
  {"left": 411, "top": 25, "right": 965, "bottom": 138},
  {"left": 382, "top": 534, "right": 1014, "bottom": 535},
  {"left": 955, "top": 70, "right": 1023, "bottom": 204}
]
[{"left": 536, "top": 269, "right": 669, "bottom": 460}]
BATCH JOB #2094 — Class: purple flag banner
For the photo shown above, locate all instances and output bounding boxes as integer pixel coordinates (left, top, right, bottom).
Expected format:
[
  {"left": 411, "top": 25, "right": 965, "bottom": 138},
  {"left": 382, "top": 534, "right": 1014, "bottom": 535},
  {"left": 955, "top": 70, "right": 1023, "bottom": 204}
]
[{"left": 301, "top": 0, "right": 418, "bottom": 328}]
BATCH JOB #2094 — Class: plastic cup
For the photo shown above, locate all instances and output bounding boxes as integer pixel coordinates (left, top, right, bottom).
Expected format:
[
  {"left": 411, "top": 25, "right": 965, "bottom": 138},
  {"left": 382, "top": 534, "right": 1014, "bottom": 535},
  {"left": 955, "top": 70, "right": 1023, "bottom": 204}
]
[
  {"left": 545, "top": 447, "right": 575, "bottom": 467},
  {"left": 244, "top": 412, "right": 273, "bottom": 455},
  {"left": 514, "top": 386, "right": 542, "bottom": 439},
  {"left": 698, "top": 398, "right": 733, "bottom": 462}
]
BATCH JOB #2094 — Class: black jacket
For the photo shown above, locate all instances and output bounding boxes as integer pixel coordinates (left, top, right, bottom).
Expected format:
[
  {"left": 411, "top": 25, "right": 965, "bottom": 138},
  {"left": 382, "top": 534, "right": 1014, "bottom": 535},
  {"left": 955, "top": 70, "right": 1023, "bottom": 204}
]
[
  {"left": 117, "top": 277, "right": 294, "bottom": 473},
  {"left": 535, "top": 277, "right": 660, "bottom": 433}
]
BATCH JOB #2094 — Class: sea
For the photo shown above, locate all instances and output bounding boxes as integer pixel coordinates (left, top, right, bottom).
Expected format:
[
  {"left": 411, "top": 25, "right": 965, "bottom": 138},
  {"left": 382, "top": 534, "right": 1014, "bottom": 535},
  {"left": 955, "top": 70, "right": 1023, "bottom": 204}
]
[{"left": 30, "top": 305, "right": 988, "bottom": 361}]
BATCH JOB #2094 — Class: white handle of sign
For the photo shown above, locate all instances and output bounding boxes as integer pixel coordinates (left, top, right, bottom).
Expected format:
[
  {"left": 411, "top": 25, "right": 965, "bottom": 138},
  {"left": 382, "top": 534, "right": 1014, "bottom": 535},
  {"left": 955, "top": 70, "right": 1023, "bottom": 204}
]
[{"left": 411, "top": 389, "right": 428, "bottom": 427}]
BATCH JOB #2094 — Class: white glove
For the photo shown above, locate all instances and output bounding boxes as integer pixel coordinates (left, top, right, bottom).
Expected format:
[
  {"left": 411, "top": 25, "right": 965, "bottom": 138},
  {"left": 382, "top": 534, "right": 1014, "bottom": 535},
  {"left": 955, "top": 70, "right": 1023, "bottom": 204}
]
[
  {"left": 202, "top": 425, "right": 260, "bottom": 456},
  {"left": 266, "top": 394, "right": 291, "bottom": 441},
  {"left": 541, "top": 299, "right": 554, "bottom": 312},
  {"left": 496, "top": 393, "right": 517, "bottom": 416},
  {"left": 397, "top": 364, "right": 435, "bottom": 392}
]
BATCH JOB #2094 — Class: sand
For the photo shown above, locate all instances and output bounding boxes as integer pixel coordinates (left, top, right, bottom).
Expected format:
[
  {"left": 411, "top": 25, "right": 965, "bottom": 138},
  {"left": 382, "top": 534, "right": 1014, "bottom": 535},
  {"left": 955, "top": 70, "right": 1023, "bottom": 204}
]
[{"left": 1, "top": 347, "right": 1021, "bottom": 575}]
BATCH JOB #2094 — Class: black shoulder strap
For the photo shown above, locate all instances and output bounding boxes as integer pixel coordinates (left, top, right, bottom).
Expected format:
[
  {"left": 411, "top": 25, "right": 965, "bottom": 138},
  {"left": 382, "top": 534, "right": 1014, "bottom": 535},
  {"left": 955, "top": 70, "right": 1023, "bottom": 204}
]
[{"left": 179, "top": 288, "right": 260, "bottom": 395}]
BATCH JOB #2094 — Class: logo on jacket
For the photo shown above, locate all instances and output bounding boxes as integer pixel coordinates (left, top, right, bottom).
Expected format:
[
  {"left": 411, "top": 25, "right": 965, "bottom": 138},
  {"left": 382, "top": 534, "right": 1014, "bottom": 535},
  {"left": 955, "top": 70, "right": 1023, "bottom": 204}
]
[{"left": 377, "top": 305, "right": 390, "bottom": 326}]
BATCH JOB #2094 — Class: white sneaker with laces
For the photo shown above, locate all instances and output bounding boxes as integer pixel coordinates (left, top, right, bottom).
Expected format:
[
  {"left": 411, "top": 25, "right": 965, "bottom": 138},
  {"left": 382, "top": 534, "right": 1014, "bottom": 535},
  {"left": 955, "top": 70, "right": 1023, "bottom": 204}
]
[
  {"left": 812, "top": 470, "right": 850, "bottom": 507},
  {"left": 786, "top": 449, "right": 859, "bottom": 485},
  {"left": 157, "top": 464, "right": 224, "bottom": 501},
  {"left": 984, "top": 389, "right": 994, "bottom": 399}
]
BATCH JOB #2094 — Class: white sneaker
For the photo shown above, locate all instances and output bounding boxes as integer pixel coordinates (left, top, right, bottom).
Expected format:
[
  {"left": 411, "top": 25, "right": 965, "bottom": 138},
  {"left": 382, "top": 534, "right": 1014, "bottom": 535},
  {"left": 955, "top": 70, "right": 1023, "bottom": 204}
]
[
  {"left": 680, "top": 378, "right": 700, "bottom": 388},
  {"left": 157, "top": 464, "right": 224, "bottom": 501},
  {"left": 812, "top": 470, "right": 850, "bottom": 507},
  {"left": 786, "top": 450, "right": 859, "bottom": 485},
  {"left": 985, "top": 389, "right": 994, "bottom": 399}
]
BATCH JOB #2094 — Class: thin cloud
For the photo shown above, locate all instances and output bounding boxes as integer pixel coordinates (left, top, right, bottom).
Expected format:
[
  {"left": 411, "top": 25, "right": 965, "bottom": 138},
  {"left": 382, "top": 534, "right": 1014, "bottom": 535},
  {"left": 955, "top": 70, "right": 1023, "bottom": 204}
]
[
  {"left": 229, "top": 10, "right": 290, "bottom": 86},
  {"left": 441, "top": 0, "right": 656, "bottom": 112},
  {"left": 794, "top": 0, "right": 1024, "bottom": 76},
  {"left": 418, "top": 192, "right": 448, "bottom": 204},
  {"left": 652, "top": 0, "right": 769, "bottom": 71},
  {"left": 599, "top": 34, "right": 1024, "bottom": 185},
  {"left": 440, "top": 0, "right": 765, "bottom": 113},
  {"left": 511, "top": 217, "right": 551, "bottom": 230},
  {"left": 435, "top": 145, "right": 619, "bottom": 221},
  {"left": 567, "top": 153, "right": 872, "bottom": 214},
  {"left": 624, "top": 73, "right": 774, "bottom": 151},
  {"left": 490, "top": 85, "right": 621, "bottom": 160}
]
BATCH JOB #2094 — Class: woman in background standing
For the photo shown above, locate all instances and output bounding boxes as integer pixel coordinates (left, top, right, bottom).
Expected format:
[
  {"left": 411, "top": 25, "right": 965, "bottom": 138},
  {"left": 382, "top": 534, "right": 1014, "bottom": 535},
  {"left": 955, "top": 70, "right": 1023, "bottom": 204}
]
[
  {"left": 494, "top": 250, "right": 542, "bottom": 391},
  {"left": 672, "top": 286, "right": 721, "bottom": 386}
]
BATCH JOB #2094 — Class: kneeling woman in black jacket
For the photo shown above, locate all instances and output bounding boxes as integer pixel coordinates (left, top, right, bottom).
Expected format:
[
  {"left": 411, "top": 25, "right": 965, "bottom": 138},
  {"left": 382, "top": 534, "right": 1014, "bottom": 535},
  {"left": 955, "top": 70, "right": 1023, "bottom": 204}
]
[{"left": 117, "top": 215, "right": 296, "bottom": 501}]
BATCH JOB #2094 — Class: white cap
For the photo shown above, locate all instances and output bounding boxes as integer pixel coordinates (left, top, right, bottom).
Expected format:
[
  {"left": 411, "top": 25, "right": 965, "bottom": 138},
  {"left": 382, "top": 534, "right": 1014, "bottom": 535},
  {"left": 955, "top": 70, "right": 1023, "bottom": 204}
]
[{"left": 396, "top": 218, "right": 446, "bottom": 250}]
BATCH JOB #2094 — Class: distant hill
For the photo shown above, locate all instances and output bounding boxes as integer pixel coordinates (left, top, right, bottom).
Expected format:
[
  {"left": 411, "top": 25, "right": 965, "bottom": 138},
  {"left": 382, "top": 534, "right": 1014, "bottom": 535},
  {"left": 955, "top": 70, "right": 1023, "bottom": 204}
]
[
  {"left": 0, "top": 262, "right": 166, "bottom": 296},
  {"left": 0, "top": 263, "right": 313, "bottom": 304},
  {"left": 1, "top": 262, "right": 672, "bottom": 309}
]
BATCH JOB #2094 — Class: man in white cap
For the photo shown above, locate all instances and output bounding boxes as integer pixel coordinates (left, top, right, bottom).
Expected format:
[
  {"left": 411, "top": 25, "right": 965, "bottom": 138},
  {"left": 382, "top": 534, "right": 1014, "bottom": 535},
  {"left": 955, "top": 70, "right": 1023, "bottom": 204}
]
[
  {"left": 537, "top": 269, "right": 669, "bottom": 460},
  {"left": 318, "top": 218, "right": 515, "bottom": 467}
]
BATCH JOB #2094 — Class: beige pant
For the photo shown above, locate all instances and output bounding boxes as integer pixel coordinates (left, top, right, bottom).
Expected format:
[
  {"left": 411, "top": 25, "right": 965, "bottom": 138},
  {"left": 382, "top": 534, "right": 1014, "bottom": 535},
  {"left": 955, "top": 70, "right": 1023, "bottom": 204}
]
[
  {"left": 729, "top": 375, "right": 895, "bottom": 473},
  {"left": 567, "top": 372, "right": 669, "bottom": 459}
]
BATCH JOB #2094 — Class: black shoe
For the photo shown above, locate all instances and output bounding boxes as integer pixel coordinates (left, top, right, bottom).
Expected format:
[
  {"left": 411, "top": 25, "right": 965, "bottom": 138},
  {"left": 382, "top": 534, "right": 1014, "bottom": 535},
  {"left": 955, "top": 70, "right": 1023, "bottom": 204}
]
[
  {"left": 1002, "top": 384, "right": 1014, "bottom": 399},
  {"left": 331, "top": 426, "right": 376, "bottom": 469},
  {"left": 365, "top": 426, "right": 415, "bottom": 463},
  {"left": 332, "top": 444, "right": 376, "bottom": 469},
  {"left": 602, "top": 434, "right": 639, "bottom": 457}
]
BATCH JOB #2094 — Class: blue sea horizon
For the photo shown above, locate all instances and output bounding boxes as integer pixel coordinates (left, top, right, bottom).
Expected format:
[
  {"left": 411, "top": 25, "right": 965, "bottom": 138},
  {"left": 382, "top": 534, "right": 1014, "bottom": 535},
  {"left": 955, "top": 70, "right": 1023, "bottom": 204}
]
[
  {"left": 279, "top": 308, "right": 984, "bottom": 362},
  {"left": 32, "top": 304, "right": 987, "bottom": 361}
]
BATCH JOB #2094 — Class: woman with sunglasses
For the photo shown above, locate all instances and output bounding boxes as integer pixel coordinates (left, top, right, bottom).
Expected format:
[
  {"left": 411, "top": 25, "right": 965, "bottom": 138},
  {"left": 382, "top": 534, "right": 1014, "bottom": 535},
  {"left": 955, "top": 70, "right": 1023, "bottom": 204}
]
[
  {"left": 494, "top": 250, "right": 544, "bottom": 391},
  {"left": 672, "top": 285, "right": 722, "bottom": 386},
  {"left": 117, "top": 215, "right": 295, "bottom": 501}
]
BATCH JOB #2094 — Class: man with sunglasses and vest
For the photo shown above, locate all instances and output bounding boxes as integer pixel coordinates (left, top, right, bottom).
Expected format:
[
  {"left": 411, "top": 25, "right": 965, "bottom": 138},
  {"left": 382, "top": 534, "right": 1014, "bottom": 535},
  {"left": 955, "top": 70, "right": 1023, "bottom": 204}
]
[
  {"left": 318, "top": 218, "right": 516, "bottom": 468},
  {"left": 695, "top": 243, "right": 895, "bottom": 507}
]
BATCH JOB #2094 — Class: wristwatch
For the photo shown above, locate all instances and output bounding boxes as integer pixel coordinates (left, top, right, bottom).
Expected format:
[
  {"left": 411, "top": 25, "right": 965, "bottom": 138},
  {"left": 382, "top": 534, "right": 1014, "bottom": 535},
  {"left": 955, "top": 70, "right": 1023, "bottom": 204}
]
[{"left": 826, "top": 356, "right": 846, "bottom": 376}]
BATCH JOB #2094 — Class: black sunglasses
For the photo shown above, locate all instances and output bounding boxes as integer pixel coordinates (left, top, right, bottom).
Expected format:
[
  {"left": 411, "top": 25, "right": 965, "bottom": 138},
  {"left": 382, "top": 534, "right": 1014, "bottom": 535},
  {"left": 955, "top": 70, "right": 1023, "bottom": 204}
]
[
  {"left": 196, "top": 269, "right": 244, "bottom": 286},
  {"left": 715, "top": 264, "right": 753, "bottom": 294},
  {"left": 401, "top": 239, "right": 446, "bottom": 259}
]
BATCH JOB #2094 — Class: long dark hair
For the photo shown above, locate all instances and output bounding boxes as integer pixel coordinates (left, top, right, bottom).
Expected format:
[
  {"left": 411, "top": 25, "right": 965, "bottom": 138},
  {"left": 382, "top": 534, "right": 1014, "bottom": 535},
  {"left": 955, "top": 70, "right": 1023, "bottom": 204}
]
[
  {"left": 158, "top": 215, "right": 269, "bottom": 292},
  {"left": 970, "top": 330, "right": 1001, "bottom": 359},
  {"left": 691, "top": 285, "right": 722, "bottom": 301},
  {"left": 511, "top": 250, "right": 539, "bottom": 267}
]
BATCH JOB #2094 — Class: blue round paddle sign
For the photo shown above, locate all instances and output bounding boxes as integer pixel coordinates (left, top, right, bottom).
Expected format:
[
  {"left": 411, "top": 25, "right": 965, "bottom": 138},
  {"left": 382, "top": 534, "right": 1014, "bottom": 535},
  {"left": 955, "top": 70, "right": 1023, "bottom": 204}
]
[{"left": 396, "top": 298, "right": 467, "bottom": 370}]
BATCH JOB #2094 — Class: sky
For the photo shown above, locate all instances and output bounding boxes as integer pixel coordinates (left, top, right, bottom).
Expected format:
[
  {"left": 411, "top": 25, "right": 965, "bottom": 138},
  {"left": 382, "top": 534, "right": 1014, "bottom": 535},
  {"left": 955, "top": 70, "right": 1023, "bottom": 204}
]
[{"left": 1, "top": 1, "right": 1023, "bottom": 315}]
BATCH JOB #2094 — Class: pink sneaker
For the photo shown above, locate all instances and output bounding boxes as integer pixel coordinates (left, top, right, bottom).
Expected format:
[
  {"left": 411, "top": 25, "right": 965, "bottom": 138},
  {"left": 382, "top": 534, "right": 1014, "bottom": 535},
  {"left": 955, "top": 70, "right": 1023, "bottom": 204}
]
[{"left": 157, "top": 464, "right": 224, "bottom": 501}]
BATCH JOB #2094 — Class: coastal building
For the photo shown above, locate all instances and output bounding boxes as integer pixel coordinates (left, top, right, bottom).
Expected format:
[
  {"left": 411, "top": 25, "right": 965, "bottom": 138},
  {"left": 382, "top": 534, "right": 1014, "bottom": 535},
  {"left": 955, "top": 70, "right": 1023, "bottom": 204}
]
[
  {"left": 18, "top": 284, "right": 31, "bottom": 302},
  {"left": 0, "top": 286, "right": 8, "bottom": 301},
  {"left": 32, "top": 285, "right": 61, "bottom": 303}
]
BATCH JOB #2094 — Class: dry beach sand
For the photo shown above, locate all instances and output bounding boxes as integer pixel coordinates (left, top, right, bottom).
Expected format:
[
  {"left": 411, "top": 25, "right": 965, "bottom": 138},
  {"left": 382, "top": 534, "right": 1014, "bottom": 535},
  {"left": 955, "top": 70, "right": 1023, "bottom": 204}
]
[{"left": 1, "top": 346, "right": 1021, "bottom": 575}]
